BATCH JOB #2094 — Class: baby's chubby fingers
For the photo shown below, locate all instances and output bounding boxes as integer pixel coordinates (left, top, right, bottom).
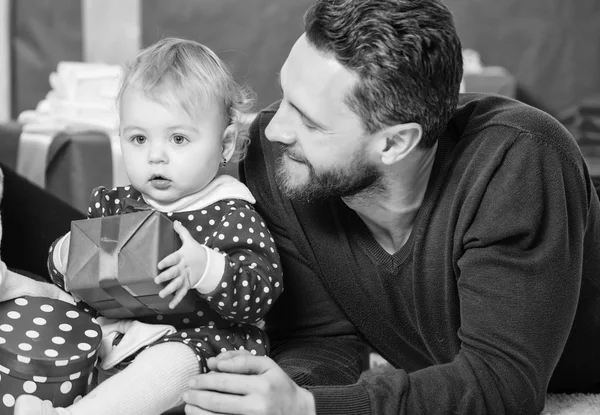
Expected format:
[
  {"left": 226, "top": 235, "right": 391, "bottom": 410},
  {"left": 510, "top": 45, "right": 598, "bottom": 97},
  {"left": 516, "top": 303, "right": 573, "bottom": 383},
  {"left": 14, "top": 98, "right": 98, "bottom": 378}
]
[
  {"left": 173, "top": 220, "right": 194, "bottom": 243},
  {"left": 155, "top": 265, "right": 180, "bottom": 285},
  {"left": 157, "top": 251, "right": 181, "bottom": 271},
  {"left": 168, "top": 286, "right": 188, "bottom": 309},
  {"left": 158, "top": 275, "right": 184, "bottom": 299}
]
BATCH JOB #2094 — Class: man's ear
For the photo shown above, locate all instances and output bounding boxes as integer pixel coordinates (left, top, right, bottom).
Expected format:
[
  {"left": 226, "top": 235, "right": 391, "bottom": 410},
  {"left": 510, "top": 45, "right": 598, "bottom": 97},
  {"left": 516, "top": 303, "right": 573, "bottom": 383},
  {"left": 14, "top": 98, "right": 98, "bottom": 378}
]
[
  {"left": 377, "top": 123, "right": 423, "bottom": 165},
  {"left": 221, "top": 124, "right": 238, "bottom": 163}
]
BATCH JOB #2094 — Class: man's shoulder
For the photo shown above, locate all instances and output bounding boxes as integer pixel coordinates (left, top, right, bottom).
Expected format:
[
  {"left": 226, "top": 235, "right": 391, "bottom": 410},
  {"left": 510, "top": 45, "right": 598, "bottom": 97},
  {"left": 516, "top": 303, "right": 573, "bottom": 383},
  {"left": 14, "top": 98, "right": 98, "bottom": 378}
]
[
  {"left": 242, "top": 102, "right": 280, "bottom": 194},
  {"left": 457, "top": 93, "right": 569, "bottom": 138},
  {"left": 253, "top": 101, "right": 281, "bottom": 128},
  {"left": 262, "top": 100, "right": 281, "bottom": 114},
  {"left": 245, "top": 101, "right": 282, "bottom": 163},
  {"left": 456, "top": 93, "right": 580, "bottom": 161}
]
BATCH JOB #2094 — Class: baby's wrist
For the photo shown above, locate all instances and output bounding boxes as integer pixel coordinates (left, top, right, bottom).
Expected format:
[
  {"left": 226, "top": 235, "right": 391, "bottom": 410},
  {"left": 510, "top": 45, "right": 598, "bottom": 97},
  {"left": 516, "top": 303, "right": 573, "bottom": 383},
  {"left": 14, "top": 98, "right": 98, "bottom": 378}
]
[
  {"left": 192, "top": 246, "right": 225, "bottom": 294},
  {"left": 190, "top": 244, "right": 210, "bottom": 289}
]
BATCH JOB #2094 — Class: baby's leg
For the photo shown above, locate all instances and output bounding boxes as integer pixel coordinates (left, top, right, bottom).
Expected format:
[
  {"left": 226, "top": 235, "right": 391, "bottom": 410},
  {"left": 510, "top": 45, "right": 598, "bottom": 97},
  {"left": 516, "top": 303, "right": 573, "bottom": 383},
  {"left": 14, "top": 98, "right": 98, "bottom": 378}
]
[{"left": 14, "top": 342, "right": 200, "bottom": 415}]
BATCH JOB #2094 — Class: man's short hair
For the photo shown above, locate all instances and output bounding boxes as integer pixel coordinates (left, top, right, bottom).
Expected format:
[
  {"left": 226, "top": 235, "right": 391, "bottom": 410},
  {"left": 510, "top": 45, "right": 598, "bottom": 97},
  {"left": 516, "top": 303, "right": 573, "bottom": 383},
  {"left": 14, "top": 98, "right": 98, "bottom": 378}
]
[{"left": 304, "top": 0, "right": 463, "bottom": 148}]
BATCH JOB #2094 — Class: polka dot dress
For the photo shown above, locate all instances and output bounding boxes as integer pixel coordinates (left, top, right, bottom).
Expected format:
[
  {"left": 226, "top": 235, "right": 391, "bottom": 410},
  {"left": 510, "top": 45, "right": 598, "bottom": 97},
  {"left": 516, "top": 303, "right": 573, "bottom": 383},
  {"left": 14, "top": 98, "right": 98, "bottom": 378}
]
[
  {"left": 47, "top": 184, "right": 283, "bottom": 371},
  {"left": 0, "top": 297, "right": 101, "bottom": 414}
]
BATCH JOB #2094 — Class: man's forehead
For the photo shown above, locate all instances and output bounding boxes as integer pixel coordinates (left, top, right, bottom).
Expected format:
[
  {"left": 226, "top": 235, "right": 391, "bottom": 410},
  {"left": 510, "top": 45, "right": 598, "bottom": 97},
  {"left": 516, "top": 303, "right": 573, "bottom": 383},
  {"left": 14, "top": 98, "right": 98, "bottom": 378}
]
[
  {"left": 285, "top": 36, "right": 355, "bottom": 84},
  {"left": 281, "top": 35, "right": 359, "bottom": 118}
]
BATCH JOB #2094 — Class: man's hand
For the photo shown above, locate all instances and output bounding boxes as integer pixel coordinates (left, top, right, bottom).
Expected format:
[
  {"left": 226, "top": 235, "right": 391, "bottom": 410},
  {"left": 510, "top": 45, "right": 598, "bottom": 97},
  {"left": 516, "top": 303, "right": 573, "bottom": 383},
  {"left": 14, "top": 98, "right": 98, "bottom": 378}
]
[
  {"left": 156, "top": 220, "right": 207, "bottom": 309},
  {"left": 183, "top": 350, "right": 316, "bottom": 415}
]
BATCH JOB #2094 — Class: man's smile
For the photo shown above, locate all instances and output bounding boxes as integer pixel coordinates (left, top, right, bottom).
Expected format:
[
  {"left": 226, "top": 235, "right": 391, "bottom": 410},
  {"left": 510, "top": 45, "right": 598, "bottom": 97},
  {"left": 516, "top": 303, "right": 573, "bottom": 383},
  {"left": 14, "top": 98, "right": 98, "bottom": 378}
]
[{"left": 284, "top": 151, "right": 306, "bottom": 164}]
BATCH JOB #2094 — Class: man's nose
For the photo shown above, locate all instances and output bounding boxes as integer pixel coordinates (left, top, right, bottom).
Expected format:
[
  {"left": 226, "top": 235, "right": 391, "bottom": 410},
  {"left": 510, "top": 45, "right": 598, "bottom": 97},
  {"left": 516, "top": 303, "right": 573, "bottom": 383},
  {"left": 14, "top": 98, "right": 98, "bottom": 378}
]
[
  {"left": 148, "top": 142, "right": 168, "bottom": 164},
  {"left": 265, "top": 109, "right": 296, "bottom": 145}
]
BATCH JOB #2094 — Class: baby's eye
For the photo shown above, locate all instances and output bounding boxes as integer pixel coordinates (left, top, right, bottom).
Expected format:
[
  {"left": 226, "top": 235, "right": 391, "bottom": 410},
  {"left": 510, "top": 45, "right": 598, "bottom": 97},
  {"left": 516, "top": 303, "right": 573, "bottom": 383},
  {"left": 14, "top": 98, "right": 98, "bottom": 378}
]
[
  {"left": 172, "top": 135, "right": 188, "bottom": 145},
  {"left": 132, "top": 135, "right": 146, "bottom": 144}
]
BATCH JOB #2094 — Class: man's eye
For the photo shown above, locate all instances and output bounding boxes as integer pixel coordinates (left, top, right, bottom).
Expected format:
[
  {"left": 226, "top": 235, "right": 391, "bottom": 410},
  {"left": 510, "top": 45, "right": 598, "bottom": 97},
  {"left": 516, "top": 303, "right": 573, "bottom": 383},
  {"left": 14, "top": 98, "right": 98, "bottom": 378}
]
[
  {"left": 132, "top": 135, "right": 146, "bottom": 144},
  {"left": 172, "top": 135, "right": 187, "bottom": 145},
  {"left": 303, "top": 122, "right": 318, "bottom": 131}
]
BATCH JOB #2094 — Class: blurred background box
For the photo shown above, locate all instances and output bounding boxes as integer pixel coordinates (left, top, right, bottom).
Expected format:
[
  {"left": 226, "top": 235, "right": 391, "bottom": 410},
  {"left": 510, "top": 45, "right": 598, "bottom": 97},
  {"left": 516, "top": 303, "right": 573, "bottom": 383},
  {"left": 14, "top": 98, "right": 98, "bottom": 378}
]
[
  {"left": 563, "top": 94, "right": 600, "bottom": 176},
  {"left": 0, "top": 122, "right": 113, "bottom": 214},
  {"left": 462, "top": 70, "right": 517, "bottom": 99},
  {"left": 461, "top": 49, "right": 517, "bottom": 99}
]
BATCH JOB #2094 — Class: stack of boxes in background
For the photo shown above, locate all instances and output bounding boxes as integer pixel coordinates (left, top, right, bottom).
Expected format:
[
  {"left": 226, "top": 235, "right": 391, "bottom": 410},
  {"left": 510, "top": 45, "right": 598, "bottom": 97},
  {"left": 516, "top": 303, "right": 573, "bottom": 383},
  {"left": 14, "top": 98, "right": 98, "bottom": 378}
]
[
  {"left": 461, "top": 49, "right": 517, "bottom": 98},
  {"left": 16, "top": 61, "right": 127, "bottom": 193},
  {"left": 0, "top": 62, "right": 130, "bottom": 213},
  {"left": 561, "top": 95, "right": 600, "bottom": 176}
]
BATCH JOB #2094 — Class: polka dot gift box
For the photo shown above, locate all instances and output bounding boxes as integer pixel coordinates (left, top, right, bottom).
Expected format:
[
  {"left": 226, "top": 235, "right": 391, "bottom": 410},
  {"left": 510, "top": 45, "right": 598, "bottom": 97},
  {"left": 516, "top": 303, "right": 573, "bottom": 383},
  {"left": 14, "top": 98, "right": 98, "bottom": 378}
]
[
  {"left": 65, "top": 211, "right": 197, "bottom": 319},
  {"left": 0, "top": 296, "right": 101, "bottom": 414}
]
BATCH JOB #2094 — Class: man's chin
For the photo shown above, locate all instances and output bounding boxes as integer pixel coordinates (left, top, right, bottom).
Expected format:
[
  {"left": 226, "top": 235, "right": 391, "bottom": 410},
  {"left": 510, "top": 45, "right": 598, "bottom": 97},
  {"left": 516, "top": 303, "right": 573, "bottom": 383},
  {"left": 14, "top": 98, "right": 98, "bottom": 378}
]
[
  {"left": 275, "top": 166, "right": 312, "bottom": 201},
  {"left": 277, "top": 170, "right": 382, "bottom": 203},
  {"left": 276, "top": 171, "right": 334, "bottom": 202}
]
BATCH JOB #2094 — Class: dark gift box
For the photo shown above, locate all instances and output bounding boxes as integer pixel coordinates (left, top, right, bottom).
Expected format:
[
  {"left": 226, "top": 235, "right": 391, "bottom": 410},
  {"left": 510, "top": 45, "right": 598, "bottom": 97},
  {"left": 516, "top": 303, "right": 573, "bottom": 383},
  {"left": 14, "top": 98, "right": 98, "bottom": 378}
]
[
  {"left": 66, "top": 210, "right": 196, "bottom": 319},
  {"left": 0, "top": 296, "right": 101, "bottom": 414}
]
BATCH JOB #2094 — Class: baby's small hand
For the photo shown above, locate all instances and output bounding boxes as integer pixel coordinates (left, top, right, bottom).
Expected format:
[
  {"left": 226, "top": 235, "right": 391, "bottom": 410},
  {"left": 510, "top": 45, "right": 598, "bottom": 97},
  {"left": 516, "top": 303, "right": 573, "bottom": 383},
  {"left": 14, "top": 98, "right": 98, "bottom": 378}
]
[{"left": 155, "top": 221, "right": 207, "bottom": 309}]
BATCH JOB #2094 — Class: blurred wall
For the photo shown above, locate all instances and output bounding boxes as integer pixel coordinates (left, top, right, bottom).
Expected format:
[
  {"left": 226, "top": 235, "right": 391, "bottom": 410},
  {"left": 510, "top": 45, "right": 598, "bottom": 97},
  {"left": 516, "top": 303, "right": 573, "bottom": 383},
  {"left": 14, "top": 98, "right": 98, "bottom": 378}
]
[
  {"left": 11, "top": 0, "right": 82, "bottom": 116},
  {"left": 9, "top": 0, "right": 600, "bottom": 119},
  {"left": 0, "top": 0, "right": 10, "bottom": 122},
  {"left": 445, "top": 0, "right": 600, "bottom": 118},
  {"left": 141, "top": 0, "right": 312, "bottom": 112},
  {"left": 82, "top": 0, "right": 140, "bottom": 66}
]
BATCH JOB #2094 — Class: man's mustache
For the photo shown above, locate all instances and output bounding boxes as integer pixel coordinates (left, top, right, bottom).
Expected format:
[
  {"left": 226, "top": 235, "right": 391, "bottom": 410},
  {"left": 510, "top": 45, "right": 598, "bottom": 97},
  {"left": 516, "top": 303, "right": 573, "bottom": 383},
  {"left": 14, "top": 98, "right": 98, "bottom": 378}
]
[{"left": 277, "top": 144, "right": 307, "bottom": 164}]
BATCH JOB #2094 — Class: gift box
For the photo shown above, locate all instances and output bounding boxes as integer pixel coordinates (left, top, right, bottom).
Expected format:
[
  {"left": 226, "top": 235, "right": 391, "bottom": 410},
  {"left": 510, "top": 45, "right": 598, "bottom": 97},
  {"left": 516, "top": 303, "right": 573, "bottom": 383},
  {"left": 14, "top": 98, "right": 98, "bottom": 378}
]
[
  {"left": 66, "top": 210, "right": 197, "bottom": 319},
  {"left": 463, "top": 70, "right": 517, "bottom": 98},
  {"left": 0, "top": 296, "right": 101, "bottom": 414}
]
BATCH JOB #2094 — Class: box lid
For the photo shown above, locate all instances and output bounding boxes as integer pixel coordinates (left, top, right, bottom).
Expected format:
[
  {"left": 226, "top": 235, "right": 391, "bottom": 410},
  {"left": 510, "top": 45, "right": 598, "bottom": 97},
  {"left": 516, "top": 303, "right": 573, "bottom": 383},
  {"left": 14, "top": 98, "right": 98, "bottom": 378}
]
[{"left": 0, "top": 297, "right": 101, "bottom": 380}]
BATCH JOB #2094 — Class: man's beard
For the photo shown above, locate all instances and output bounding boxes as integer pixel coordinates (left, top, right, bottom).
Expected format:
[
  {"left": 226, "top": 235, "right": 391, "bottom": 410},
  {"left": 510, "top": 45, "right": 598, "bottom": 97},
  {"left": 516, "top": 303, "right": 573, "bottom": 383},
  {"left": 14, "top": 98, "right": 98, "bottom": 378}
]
[{"left": 275, "top": 146, "right": 383, "bottom": 202}]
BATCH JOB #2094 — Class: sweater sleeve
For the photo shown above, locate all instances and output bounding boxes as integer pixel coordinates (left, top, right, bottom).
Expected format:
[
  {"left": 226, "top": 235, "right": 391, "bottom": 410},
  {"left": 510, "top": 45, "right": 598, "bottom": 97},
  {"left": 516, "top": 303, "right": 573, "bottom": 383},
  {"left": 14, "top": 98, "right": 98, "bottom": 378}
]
[{"left": 311, "top": 133, "right": 592, "bottom": 414}]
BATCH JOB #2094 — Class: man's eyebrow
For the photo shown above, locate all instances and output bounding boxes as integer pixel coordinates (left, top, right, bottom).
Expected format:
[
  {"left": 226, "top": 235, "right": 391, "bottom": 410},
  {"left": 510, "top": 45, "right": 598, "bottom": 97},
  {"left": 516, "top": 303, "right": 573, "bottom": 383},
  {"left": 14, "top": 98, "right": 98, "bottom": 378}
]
[{"left": 277, "top": 72, "right": 327, "bottom": 131}]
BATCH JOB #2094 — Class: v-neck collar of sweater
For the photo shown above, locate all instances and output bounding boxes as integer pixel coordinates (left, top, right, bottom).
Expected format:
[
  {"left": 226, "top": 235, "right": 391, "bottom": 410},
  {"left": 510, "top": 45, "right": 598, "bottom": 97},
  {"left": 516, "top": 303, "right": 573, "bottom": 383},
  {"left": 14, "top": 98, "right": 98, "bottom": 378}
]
[
  {"left": 286, "top": 127, "right": 457, "bottom": 368},
  {"left": 336, "top": 130, "right": 456, "bottom": 272}
]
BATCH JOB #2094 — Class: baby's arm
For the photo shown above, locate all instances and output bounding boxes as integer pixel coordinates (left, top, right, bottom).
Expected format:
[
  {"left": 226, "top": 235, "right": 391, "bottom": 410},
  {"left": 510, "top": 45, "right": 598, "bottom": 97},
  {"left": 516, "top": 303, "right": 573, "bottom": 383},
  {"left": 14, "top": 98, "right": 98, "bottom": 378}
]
[
  {"left": 47, "top": 185, "right": 115, "bottom": 291},
  {"left": 194, "top": 208, "right": 283, "bottom": 323},
  {"left": 155, "top": 207, "right": 283, "bottom": 322}
]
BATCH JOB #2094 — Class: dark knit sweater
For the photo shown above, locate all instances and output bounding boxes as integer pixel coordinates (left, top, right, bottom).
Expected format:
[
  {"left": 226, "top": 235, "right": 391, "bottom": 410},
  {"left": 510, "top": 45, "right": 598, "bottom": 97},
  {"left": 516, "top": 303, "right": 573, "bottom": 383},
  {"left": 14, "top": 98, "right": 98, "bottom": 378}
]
[{"left": 240, "top": 93, "right": 600, "bottom": 414}]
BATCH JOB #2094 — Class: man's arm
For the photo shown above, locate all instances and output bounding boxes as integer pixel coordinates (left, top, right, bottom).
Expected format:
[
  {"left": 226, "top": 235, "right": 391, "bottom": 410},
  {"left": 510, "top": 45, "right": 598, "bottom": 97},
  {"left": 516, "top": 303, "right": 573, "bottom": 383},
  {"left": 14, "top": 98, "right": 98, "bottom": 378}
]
[{"left": 270, "top": 336, "right": 366, "bottom": 387}]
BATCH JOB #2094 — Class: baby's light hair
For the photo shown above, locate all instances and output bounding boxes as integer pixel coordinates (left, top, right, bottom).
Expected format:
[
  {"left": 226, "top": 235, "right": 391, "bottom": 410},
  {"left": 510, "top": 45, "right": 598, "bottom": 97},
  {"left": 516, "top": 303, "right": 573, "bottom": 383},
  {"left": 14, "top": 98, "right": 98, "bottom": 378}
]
[{"left": 118, "top": 37, "right": 255, "bottom": 162}]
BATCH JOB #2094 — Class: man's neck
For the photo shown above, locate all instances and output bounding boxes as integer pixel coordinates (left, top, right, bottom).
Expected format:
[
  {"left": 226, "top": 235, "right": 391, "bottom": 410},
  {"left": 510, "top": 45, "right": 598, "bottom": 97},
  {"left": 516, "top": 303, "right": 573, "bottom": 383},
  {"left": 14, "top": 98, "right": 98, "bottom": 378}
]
[{"left": 343, "top": 142, "right": 438, "bottom": 254}]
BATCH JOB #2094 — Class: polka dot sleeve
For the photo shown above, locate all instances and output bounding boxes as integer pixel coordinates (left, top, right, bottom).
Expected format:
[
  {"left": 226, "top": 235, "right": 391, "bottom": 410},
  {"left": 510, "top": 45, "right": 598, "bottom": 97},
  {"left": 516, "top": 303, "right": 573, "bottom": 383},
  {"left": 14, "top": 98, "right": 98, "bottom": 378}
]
[
  {"left": 200, "top": 207, "right": 283, "bottom": 324},
  {"left": 87, "top": 186, "right": 121, "bottom": 218}
]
